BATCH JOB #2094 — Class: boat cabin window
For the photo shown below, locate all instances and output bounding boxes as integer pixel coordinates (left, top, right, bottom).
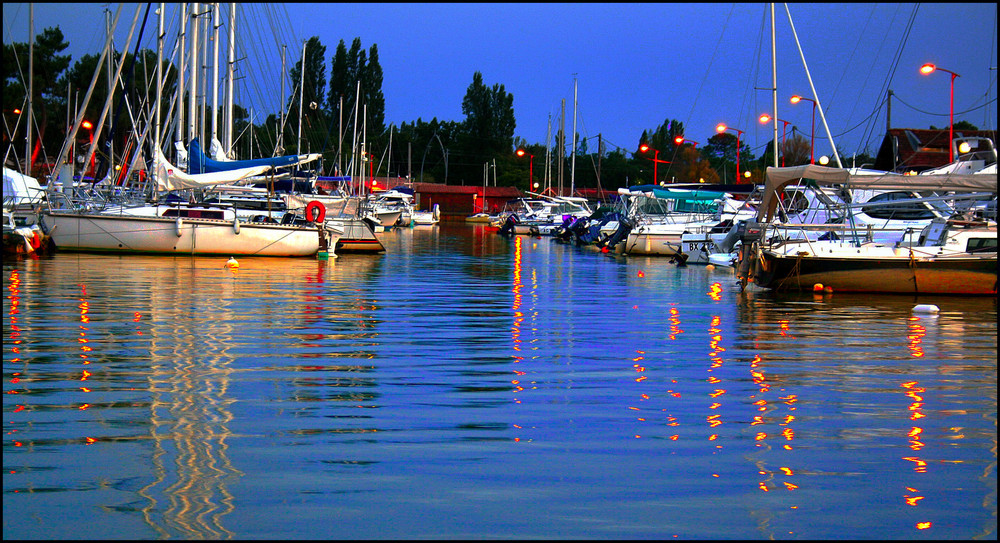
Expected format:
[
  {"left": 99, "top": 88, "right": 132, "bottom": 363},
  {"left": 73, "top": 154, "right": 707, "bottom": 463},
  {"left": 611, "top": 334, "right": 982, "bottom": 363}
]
[
  {"left": 162, "top": 208, "right": 227, "bottom": 220},
  {"left": 966, "top": 237, "right": 997, "bottom": 253},
  {"left": 862, "top": 191, "right": 936, "bottom": 220}
]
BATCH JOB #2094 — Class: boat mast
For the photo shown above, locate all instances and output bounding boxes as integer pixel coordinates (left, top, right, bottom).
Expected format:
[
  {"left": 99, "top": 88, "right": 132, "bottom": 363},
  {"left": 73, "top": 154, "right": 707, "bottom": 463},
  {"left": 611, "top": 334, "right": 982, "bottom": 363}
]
[
  {"left": 80, "top": 5, "right": 143, "bottom": 181},
  {"left": 297, "top": 40, "right": 306, "bottom": 156},
  {"left": 225, "top": 2, "right": 235, "bottom": 157},
  {"left": 783, "top": 3, "right": 842, "bottom": 167},
  {"left": 155, "top": 3, "right": 163, "bottom": 156},
  {"left": 211, "top": 2, "right": 220, "bottom": 150},
  {"left": 771, "top": 2, "right": 778, "bottom": 168},
  {"left": 545, "top": 113, "right": 552, "bottom": 193},
  {"left": 25, "top": 3, "right": 33, "bottom": 175},
  {"left": 51, "top": 5, "right": 123, "bottom": 190},
  {"left": 279, "top": 45, "right": 286, "bottom": 155},
  {"left": 559, "top": 99, "right": 565, "bottom": 195},
  {"left": 570, "top": 76, "right": 577, "bottom": 196},
  {"left": 176, "top": 3, "right": 185, "bottom": 156},
  {"left": 188, "top": 2, "right": 199, "bottom": 147}
]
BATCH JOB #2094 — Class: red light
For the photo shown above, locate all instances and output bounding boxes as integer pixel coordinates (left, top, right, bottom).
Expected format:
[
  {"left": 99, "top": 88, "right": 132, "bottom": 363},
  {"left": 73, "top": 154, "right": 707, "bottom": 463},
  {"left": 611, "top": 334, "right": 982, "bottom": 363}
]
[
  {"left": 639, "top": 144, "right": 650, "bottom": 153},
  {"left": 81, "top": 120, "right": 93, "bottom": 130}
]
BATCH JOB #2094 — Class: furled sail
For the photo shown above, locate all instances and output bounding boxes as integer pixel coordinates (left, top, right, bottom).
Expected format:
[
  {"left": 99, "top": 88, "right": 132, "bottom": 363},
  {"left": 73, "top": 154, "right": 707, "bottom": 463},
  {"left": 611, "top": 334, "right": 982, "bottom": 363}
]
[
  {"left": 153, "top": 147, "right": 271, "bottom": 192},
  {"left": 187, "top": 137, "right": 319, "bottom": 174}
]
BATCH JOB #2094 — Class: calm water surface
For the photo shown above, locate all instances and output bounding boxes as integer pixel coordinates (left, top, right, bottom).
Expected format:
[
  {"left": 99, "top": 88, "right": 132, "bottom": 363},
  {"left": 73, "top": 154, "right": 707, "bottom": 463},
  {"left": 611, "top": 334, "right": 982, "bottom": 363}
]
[{"left": 3, "top": 223, "right": 996, "bottom": 540}]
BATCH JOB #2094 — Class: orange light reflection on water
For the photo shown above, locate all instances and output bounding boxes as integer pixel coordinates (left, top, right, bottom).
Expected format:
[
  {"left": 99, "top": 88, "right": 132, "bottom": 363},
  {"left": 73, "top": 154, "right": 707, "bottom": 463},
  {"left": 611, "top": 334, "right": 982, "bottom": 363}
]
[
  {"left": 668, "top": 306, "right": 683, "bottom": 340},
  {"left": 907, "top": 317, "right": 926, "bottom": 358}
]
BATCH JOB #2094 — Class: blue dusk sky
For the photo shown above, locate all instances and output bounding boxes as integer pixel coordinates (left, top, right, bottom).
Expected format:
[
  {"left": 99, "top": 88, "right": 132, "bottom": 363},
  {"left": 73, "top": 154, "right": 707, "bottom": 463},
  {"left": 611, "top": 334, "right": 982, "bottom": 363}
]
[{"left": 4, "top": 3, "right": 997, "bottom": 165}]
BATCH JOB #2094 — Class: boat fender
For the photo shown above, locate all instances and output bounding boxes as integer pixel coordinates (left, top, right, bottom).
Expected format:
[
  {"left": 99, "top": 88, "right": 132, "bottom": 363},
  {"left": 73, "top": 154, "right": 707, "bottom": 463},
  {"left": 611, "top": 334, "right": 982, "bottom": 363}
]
[
  {"left": 306, "top": 200, "right": 326, "bottom": 223},
  {"left": 912, "top": 304, "right": 939, "bottom": 314},
  {"left": 175, "top": 217, "right": 183, "bottom": 237},
  {"left": 29, "top": 231, "right": 42, "bottom": 250},
  {"left": 233, "top": 217, "right": 241, "bottom": 235}
]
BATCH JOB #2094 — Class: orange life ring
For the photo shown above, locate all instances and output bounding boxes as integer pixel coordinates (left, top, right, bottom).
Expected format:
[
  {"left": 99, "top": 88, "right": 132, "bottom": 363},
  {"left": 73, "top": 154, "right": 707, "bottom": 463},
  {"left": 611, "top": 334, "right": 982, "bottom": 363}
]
[
  {"left": 30, "top": 231, "right": 42, "bottom": 250},
  {"left": 305, "top": 200, "right": 326, "bottom": 223}
]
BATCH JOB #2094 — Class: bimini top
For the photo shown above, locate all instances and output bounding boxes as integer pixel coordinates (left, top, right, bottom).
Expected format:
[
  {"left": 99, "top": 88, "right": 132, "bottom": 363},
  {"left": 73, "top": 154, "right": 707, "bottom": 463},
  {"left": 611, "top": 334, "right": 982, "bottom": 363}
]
[{"left": 756, "top": 164, "right": 998, "bottom": 223}]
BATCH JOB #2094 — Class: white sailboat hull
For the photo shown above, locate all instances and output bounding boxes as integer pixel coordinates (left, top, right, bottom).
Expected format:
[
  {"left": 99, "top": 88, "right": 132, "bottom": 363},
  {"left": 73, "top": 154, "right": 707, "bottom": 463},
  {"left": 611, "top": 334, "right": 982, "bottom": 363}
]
[{"left": 43, "top": 211, "right": 335, "bottom": 257}]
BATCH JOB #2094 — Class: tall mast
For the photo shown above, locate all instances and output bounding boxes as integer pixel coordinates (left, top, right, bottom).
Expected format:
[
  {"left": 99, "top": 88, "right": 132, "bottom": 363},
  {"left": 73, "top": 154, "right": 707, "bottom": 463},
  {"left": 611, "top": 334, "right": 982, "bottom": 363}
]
[
  {"left": 224, "top": 3, "right": 234, "bottom": 156},
  {"left": 175, "top": 3, "right": 185, "bottom": 151},
  {"left": 771, "top": 3, "right": 778, "bottom": 167},
  {"left": 51, "top": 5, "right": 123, "bottom": 189},
  {"left": 199, "top": 2, "right": 209, "bottom": 144},
  {"left": 783, "top": 4, "right": 841, "bottom": 167},
  {"left": 187, "top": 2, "right": 199, "bottom": 146},
  {"left": 559, "top": 99, "right": 565, "bottom": 195},
  {"left": 297, "top": 40, "right": 306, "bottom": 156},
  {"left": 570, "top": 76, "right": 577, "bottom": 196},
  {"left": 155, "top": 3, "right": 163, "bottom": 156},
  {"left": 211, "top": 2, "right": 220, "bottom": 147},
  {"left": 25, "top": 3, "right": 33, "bottom": 175},
  {"left": 279, "top": 45, "right": 286, "bottom": 154}
]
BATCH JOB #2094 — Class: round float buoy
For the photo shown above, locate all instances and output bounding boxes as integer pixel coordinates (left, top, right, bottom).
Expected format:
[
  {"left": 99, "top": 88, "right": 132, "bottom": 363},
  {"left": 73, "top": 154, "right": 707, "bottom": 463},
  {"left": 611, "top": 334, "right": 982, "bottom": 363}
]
[
  {"left": 813, "top": 283, "right": 824, "bottom": 292},
  {"left": 305, "top": 200, "right": 326, "bottom": 223},
  {"left": 225, "top": 256, "right": 239, "bottom": 269},
  {"left": 913, "top": 304, "right": 939, "bottom": 314}
]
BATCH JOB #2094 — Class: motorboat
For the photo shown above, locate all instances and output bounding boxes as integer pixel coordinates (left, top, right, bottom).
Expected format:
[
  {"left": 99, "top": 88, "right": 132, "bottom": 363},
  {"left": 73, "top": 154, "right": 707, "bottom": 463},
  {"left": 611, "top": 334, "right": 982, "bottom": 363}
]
[
  {"left": 411, "top": 203, "right": 441, "bottom": 225},
  {"left": 497, "top": 193, "right": 593, "bottom": 236},
  {"left": 733, "top": 164, "right": 997, "bottom": 295}
]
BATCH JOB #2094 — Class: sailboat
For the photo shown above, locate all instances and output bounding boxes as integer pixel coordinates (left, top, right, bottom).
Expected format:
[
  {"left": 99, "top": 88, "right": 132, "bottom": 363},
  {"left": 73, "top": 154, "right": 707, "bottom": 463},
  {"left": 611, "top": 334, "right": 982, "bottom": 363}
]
[{"left": 39, "top": 4, "right": 342, "bottom": 258}]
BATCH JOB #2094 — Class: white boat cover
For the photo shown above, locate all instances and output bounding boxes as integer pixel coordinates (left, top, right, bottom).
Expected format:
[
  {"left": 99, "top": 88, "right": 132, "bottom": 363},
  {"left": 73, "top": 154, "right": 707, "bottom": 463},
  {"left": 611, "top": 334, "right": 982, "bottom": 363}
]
[
  {"left": 153, "top": 147, "right": 272, "bottom": 192},
  {"left": 757, "top": 164, "right": 998, "bottom": 222},
  {"left": 3, "top": 167, "right": 45, "bottom": 206}
]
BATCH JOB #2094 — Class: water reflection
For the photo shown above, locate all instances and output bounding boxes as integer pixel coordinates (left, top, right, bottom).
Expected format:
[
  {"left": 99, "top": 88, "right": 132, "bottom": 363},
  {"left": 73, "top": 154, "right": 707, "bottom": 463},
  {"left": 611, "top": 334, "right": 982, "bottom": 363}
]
[{"left": 3, "top": 229, "right": 996, "bottom": 540}]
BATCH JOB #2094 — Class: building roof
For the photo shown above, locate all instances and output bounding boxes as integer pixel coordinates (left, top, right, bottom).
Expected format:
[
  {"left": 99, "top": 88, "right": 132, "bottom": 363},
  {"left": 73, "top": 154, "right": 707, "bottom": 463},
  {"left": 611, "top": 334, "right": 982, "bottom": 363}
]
[{"left": 874, "top": 128, "right": 997, "bottom": 173}]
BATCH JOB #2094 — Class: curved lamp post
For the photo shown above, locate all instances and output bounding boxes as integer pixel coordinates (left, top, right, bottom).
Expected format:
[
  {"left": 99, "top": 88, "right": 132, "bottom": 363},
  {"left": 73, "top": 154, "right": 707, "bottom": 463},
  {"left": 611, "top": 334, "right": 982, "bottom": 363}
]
[
  {"left": 790, "top": 94, "right": 817, "bottom": 164},
  {"left": 715, "top": 123, "right": 744, "bottom": 182},
  {"left": 516, "top": 148, "right": 534, "bottom": 191},
  {"left": 758, "top": 113, "right": 790, "bottom": 167},
  {"left": 920, "top": 63, "right": 960, "bottom": 162}
]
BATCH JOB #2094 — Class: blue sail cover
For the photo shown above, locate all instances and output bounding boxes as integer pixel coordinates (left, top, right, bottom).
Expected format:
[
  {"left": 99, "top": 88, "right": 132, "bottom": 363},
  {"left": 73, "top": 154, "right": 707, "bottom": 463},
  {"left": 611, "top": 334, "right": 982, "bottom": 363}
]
[{"left": 187, "top": 138, "right": 300, "bottom": 174}]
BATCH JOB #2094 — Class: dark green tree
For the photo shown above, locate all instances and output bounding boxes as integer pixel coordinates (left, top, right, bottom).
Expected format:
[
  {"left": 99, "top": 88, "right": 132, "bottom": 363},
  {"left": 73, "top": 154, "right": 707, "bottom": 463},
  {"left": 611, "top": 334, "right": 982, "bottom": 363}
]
[
  {"left": 326, "top": 37, "right": 386, "bottom": 174},
  {"left": 4, "top": 27, "right": 72, "bottom": 176},
  {"left": 456, "top": 71, "right": 516, "bottom": 185},
  {"left": 286, "top": 36, "right": 327, "bottom": 157}
]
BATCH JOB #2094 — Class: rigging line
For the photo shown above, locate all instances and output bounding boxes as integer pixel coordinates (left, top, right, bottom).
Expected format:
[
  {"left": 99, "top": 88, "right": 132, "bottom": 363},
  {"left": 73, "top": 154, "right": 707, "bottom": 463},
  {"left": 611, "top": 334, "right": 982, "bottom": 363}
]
[
  {"left": 860, "top": 4, "right": 918, "bottom": 154},
  {"left": 681, "top": 3, "right": 736, "bottom": 139},
  {"left": 835, "top": 3, "right": 887, "bottom": 148},
  {"left": 891, "top": 94, "right": 998, "bottom": 118}
]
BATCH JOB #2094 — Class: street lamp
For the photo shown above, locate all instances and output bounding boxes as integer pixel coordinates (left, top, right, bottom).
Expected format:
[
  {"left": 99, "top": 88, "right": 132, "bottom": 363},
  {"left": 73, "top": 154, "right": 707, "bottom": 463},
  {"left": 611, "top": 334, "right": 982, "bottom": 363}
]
[
  {"left": 920, "top": 63, "right": 960, "bottom": 162},
  {"left": 759, "top": 113, "right": 790, "bottom": 167},
  {"left": 639, "top": 143, "right": 672, "bottom": 185},
  {"left": 715, "top": 123, "right": 744, "bottom": 182},
  {"left": 790, "top": 94, "right": 817, "bottom": 164},
  {"left": 674, "top": 135, "right": 699, "bottom": 148},
  {"left": 81, "top": 119, "right": 95, "bottom": 177},
  {"left": 516, "top": 148, "right": 534, "bottom": 191}
]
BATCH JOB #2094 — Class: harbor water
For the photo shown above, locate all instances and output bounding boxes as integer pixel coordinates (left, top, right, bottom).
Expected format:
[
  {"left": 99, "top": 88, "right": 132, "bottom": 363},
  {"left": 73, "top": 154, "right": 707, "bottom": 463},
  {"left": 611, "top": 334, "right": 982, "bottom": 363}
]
[{"left": 3, "top": 223, "right": 997, "bottom": 539}]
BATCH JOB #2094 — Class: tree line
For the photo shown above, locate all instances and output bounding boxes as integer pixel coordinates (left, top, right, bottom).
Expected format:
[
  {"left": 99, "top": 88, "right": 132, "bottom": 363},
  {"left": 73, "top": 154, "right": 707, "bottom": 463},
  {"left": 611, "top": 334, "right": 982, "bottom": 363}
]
[{"left": 5, "top": 28, "right": 889, "bottom": 193}]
